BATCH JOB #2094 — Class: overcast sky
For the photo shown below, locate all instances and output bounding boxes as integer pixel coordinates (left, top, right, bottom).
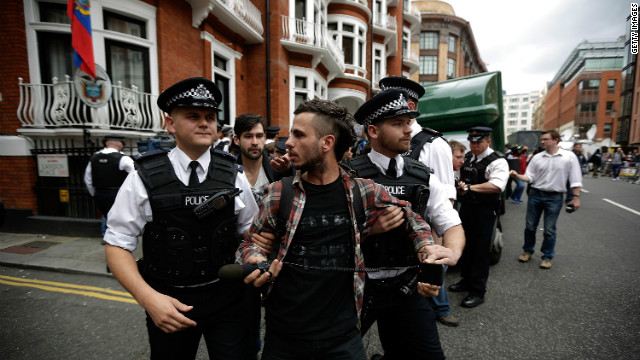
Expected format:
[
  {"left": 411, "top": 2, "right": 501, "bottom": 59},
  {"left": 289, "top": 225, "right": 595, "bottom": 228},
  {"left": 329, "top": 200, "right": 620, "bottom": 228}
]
[{"left": 443, "top": 0, "right": 630, "bottom": 95}]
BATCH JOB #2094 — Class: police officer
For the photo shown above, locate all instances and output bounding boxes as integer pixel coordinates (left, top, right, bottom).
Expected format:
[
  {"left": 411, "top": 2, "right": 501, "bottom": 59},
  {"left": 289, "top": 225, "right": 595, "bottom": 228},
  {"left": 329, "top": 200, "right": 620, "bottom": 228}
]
[
  {"left": 449, "top": 126, "right": 509, "bottom": 308},
  {"left": 83, "top": 134, "right": 134, "bottom": 238},
  {"left": 346, "top": 88, "right": 464, "bottom": 359},
  {"left": 379, "top": 76, "right": 456, "bottom": 202},
  {"left": 104, "top": 77, "right": 260, "bottom": 359},
  {"left": 265, "top": 125, "right": 280, "bottom": 144}
]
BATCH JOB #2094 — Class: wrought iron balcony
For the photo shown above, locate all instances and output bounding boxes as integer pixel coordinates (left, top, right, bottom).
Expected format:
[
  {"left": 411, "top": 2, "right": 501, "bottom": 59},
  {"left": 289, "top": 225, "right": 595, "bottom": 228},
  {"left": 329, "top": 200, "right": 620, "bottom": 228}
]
[{"left": 17, "top": 76, "right": 165, "bottom": 134}]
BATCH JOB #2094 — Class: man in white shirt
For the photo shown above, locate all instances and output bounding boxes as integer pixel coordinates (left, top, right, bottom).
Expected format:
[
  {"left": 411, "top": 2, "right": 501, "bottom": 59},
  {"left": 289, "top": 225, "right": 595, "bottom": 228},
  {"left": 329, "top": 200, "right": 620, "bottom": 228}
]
[
  {"left": 510, "top": 129, "right": 582, "bottom": 269},
  {"left": 83, "top": 134, "right": 134, "bottom": 237},
  {"left": 449, "top": 126, "right": 509, "bottom": 308},
  {"left": 104, "top": 77, "right": 260, "bottom": 359},
  {"left": 346, "top": 88, "right": 464, "bottom": 359}
]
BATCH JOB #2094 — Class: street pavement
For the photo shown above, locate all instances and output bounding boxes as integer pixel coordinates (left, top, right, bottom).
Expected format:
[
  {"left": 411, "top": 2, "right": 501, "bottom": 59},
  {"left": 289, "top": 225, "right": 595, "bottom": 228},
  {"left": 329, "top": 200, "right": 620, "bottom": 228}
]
[{"left": 1, "top": 174, "right": 639, "bottom": 359}]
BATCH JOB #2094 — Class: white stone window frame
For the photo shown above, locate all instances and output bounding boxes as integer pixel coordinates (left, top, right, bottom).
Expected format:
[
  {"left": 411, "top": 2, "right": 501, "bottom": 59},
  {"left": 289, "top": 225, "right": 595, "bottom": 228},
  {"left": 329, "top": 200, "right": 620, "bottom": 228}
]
[
  {"left": 372, "top": 43, "right": 386, "bottom": 88},
  {"left": 327, "top": 15, "right": 367, "bottom": 73},
  {"left": 202, "top": 31, "right": 241, "bottom": 127},
  {"left": 289, "top": 66, "right": 328, "bottom": 128},
  {"left": 23, "top": 0, "right": 159, "bottom": 94}
]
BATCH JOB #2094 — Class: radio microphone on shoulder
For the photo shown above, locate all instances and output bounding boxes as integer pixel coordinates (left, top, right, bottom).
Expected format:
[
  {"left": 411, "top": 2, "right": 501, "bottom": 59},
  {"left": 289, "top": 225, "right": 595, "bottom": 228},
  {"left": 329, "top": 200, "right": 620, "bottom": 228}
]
[{"left": 218, "top": 262, "right": 270, "bottom": 281}]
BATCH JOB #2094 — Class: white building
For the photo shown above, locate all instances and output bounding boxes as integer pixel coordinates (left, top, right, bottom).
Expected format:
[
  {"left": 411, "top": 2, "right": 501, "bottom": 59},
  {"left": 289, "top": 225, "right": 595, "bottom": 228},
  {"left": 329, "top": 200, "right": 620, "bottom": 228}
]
[{"left": 503, "top": 90, "right": 540, "bottom": 143}]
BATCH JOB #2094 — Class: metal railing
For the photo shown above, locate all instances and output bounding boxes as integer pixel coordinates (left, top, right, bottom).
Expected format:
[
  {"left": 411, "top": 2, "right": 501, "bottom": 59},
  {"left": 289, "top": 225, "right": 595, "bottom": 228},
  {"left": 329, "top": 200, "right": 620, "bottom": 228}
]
[
  {"left": 218, "top": 0, "right": 264, "bottom": 35},
  {"left": 17, "top": 76, "right": 165, "bottom": 132},
  {"left": 280, "top": 15, "right": 345, "bottom": 70}
]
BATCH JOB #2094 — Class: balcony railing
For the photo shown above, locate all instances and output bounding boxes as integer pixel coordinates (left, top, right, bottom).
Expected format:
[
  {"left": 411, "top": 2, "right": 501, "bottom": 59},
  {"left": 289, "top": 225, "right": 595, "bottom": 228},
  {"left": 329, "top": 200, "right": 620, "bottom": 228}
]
[
  {"left": 373, "top": 13, "right": 397, "bottom": 31},
  {"left": 403, "top": 49, "right": 419, "bottom": 64},
  {"left": 280, "top": 15, "right": 345, "bottom": 72},
  {"left": 218, "top": 0, "right": 264, "bottom": 35},
  {"left": 17, "top": 76, "right": 165, "bottom": 132}
]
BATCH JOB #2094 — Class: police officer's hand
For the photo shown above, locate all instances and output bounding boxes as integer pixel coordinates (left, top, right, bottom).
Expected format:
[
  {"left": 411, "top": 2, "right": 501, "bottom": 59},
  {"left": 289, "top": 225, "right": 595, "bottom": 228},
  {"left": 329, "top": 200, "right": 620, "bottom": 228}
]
[
  {"left": 417, "top": 282, "right": 440, "bottom": 297},
  {"left": 369, "top": 206, "right": 404, "bottom": 235},
  {"left": 270, "top": 153, "right": 291, "bottom": 174},
  {"left": 424, "top": 244, "right": 460, "bottom": 266},
  {"left": 143, "top": 291, "right": 197, "bottom": 333},
  {"left": 456, "top": 180, "right": 469, "bottom": 195},
  {"left": 252, "top": 232, "right": 276, "bottom": 254},
  {"left": 244, "top": 256, "right": 283, "bottom": 287}
]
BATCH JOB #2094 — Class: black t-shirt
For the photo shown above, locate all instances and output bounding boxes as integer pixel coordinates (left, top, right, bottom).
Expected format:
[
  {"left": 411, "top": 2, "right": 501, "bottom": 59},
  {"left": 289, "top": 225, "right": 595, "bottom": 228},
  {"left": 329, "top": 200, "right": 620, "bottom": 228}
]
[{"left": 266, "top": 177, "right": 357, "bottom": 340}]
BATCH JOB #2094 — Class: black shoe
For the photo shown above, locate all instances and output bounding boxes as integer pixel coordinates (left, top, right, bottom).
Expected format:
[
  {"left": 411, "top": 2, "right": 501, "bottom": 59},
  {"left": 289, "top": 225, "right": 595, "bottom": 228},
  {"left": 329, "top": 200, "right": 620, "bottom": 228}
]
[
  {"left": 448, "top": 280, "right": 468, "bottom": 293},
  {"left": 461, "top": 295, "right": 484, "bottom": 308},
  {"left": 370, "top": 355, "right": 384, "bottom": 360}
]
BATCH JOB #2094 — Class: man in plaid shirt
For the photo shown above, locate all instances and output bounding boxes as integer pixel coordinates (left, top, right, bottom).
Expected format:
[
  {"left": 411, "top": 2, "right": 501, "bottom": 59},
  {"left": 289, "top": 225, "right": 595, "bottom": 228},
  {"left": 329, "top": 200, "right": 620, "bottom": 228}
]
[{"left": 237, "top": 99, "right": 458, "bottom": 359}]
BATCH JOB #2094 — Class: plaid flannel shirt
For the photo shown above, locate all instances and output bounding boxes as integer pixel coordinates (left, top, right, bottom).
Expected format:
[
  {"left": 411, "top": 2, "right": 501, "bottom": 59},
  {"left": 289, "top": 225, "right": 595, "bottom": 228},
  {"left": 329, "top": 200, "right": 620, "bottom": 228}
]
[{"left": 236, "top": 168, "right": 433, "bottom": 325}]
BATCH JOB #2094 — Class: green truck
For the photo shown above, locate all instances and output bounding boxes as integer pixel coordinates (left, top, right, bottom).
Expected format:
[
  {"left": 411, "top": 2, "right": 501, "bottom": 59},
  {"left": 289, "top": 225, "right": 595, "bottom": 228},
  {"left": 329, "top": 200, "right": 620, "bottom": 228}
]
[{"left": 416, "top": 71, "right": 505, "bottom": 265}]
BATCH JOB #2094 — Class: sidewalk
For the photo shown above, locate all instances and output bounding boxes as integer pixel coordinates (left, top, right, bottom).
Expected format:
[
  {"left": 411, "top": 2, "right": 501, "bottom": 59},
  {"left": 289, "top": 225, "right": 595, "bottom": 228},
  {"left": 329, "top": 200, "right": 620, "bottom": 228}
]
[{"left": 0, "top": 232, "right": 141, "bottom": 277}]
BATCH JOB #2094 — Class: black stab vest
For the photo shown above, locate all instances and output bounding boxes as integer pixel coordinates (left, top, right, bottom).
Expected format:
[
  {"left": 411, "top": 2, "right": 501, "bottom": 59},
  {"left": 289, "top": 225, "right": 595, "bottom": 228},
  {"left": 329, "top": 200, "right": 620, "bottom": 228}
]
[
  {"left": 460, "top": 151, "right": 502, "bottom": 205},
  {"left": 345, "top": 155, "right": 430, "bottom": 268},
  {"left": 136, "top": 149, "right": 239, "bottom": 287},
  {"left": 90, "top": 152, "right": 128, "bottom": 190}
]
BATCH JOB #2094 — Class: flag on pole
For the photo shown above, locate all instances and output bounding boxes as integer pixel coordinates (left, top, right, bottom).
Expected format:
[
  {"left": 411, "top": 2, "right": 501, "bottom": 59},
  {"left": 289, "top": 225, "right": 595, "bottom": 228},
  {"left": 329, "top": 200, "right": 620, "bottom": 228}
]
[{"left": 67, "top": 0, "right": 96, "bottom": 78}]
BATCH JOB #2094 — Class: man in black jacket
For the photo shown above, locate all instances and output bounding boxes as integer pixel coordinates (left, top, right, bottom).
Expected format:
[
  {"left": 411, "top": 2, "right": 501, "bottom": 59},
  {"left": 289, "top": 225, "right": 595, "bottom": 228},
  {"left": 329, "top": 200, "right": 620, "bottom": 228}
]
[{"left": 233, "top": 113, "right": 291, "bottom": 205}]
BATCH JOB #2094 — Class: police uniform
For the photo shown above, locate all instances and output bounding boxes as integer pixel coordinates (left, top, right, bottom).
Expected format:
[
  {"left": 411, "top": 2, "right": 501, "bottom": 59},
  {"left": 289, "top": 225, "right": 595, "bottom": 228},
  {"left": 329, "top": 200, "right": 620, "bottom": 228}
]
[
  {"left": 265, "top": 125, "right": 280, "bottom": 144},
  {"left": 83, "top": 135, "right": 135, "bottom": 236},
  {"left": 379, "top": 76, "right": 456, "bottom": 201},
  {"left": 346, "top": 88, "right": 462, "bottom": 360},
  {"left": 450, "top": 127, "right": 509, "bottom": 308},
  {"left": 104, "top": 77, "right": 260, "bottom": 359}
]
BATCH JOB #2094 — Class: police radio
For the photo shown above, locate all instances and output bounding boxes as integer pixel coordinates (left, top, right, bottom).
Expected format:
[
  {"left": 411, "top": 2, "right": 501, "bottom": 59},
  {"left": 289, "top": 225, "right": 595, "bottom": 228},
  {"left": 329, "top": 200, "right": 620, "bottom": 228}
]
[
  {"left": 413, "top": 185, "right": 430, "bottom": 215},
  {"left": 193, "top": 189, "right": 242, "bottom": 219}
]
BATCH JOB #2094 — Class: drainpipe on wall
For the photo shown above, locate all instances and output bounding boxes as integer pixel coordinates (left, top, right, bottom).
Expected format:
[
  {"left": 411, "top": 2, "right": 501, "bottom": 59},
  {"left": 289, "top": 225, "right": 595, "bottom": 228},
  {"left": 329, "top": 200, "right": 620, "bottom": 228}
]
[{"left": 266, "top": 0, "right": 272, "bottom": 125}]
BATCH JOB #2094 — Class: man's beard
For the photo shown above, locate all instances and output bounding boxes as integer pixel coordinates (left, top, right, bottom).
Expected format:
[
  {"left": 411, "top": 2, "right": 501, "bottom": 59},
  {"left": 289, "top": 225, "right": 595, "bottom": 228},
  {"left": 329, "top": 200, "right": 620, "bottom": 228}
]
[
  {"left": 241, "top": 146, "right": 263, "bottom": 160},
  {"left": 295, "top": 149, "right": 326, "bottom": 174}
]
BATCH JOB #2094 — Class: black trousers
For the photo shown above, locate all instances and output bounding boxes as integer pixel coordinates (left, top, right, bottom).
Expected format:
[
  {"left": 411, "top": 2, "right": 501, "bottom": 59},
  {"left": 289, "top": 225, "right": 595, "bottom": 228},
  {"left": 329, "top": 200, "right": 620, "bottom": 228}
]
[
  {"left": 146, "top": 282, "right": 260, "bottom": 360},
  {"left": 459, "top": 202, "right": 498, "bottom": 297},
  {"left": 361, "top": 290, "right": 445, "bottom": 360},
  {"left": 261, "top": 327, "right": 366, "bottom": 360}
]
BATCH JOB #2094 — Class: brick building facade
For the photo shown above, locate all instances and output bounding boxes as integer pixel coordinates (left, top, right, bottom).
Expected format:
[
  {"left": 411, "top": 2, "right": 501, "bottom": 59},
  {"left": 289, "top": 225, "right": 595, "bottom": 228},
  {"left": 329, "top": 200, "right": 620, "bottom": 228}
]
[{"left": 0, "top": 0, "right": 430, "bottom": 220}]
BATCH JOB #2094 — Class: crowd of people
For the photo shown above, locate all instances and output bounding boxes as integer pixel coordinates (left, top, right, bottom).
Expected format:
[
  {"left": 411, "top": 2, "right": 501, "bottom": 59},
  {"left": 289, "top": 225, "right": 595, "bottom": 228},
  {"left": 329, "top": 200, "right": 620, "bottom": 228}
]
[{"left": 85, "top": 75, "right": 631, "bottom": 359}]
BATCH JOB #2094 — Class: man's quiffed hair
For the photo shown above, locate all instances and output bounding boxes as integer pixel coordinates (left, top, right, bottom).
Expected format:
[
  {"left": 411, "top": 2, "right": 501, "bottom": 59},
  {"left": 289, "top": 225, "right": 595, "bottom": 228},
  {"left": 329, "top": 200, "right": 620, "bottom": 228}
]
[
  {"left": 234, "top": 113, "right": 265, "bottom": 137},
  {"left": 294, "top": 99, "right": 356, "bottom": 160}
]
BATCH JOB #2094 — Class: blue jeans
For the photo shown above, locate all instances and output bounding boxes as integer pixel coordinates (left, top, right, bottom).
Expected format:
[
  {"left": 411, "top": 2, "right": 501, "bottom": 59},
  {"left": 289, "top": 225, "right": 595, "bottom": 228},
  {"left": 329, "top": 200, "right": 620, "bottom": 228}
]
[
  {"left": 429, "top": 265, "right": 450, "bottom": 316},
  {"left": 612, "top": 163, "right": 622, "bottom": 179},
  {"left": 524, "top": 188, "right": 563, "bottom": 260},
  {"left": 512, "top": 178, "right": 525, "bottom": 200}
]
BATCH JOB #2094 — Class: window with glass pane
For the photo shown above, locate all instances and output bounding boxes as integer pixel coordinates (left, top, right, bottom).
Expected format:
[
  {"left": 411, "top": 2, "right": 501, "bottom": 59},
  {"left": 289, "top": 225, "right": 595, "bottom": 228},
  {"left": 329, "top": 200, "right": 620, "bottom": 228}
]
[
  {"left": 606, "top": 101, "right": 614, "bottom": 111},
  {"left": 508, "top": 120, "right": 517, "bottom": 126},
  {"left": 447, "top": 58, "right": 455, "bottom": 78},
  {"left": 295, "top": 0, "right": 306, "bottom": 19},
  {"left": 419, "top": 56, "right": 437, "bottom": 75},
  {"left": 38, "top": 32, "right": 73, "bottom": 82},
  {"left": 420, "top": 32, "right": 438, "bottom": 50},
  {"left": 215, "top": 75, "right": 229, "bottom": 125},
  {"left": 106, "top": 39, "right": 150, "bottom": 92},
  {"left": 343, "top": 24, "right": 354, "bottom": 32},
  {"left": 521, "top": 112, "right": 527, "bottom": 117},
  {"left": 521, "top": 120, "right": 527, "bottom": 125},
  {"left": 214, "top": 55, "right": 227, "bottom": 71},
  {"left": 343, "top": 37, "right": 354, "bottom": 64},
  {"left": 295, "top": 76, "right": 307, "bottom": 89},
  {"left": 608, "top": 79, "right": 616, "bottom": 88},
  {"left": 39, "top": 2, "right": 71, "bottom": 24},
  {"left": 104, "top": 11, "right": 146, "bottom": 38},
  {"left": 295, "top": 93, "right": 307, "bottom": 109},
  {"left": 359, "top": 41, "right": 364, "bottom": 67},
  {"left": 448, "top": 35, "right": 456, "bottom": 53}
]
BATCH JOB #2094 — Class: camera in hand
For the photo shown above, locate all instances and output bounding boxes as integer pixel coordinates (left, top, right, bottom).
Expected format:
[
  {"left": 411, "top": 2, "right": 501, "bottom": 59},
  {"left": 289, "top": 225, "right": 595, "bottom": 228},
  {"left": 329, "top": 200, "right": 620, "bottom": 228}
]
[{"left": 565, "top": 204, "right": 575, "bottom": 213}]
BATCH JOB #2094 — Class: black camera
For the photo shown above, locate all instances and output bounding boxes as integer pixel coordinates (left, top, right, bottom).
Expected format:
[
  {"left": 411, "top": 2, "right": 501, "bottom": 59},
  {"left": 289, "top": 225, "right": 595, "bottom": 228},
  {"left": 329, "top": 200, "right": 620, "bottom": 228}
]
[{"left": 565, "top": 204, "right": 575, "bottom": 213}]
